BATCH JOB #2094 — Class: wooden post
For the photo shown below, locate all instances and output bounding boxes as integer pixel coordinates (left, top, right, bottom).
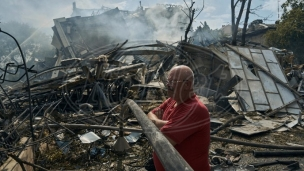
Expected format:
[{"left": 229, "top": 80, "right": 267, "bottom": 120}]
[{"left": 124, "top": 99, "right": 194, "bottom": 171}]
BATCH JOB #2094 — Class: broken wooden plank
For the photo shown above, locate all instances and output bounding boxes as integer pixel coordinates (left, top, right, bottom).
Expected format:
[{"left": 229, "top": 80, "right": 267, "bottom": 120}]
[
  {"left": 0, "top": 137, "right": 34, "bottom": 171},
  {"left": 53, "top": 18, "right": 76, "bottom": 58}
]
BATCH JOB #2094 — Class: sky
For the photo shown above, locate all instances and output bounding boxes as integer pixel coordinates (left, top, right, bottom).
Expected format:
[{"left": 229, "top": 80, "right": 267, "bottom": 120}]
[{"left": 0, "top": 0, "right": 284, "bottom": 36}]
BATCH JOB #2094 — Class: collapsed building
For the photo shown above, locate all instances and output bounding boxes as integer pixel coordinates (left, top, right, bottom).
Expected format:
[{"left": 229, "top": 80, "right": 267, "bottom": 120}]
[{"left": 0, "top": 3, "right": 304, "bottom": 171}]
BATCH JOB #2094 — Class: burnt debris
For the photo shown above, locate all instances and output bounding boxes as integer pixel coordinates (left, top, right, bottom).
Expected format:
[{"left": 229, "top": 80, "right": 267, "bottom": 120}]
[{"left": 0, "top": 3, "right": 304, "bottom": 171}]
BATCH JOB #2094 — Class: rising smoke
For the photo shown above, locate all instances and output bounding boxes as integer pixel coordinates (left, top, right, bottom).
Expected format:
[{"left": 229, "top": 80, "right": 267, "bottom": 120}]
[
  {"left": 71, "top": 4, "right": 190, "bottom": 44},
  {"left": 125, "top": 4, "right": 188, "bottom": 41}
]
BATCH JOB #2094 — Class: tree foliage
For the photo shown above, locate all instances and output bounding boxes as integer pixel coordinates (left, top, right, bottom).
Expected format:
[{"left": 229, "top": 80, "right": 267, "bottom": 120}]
[
  {"left": 265, "top": 6, "right": 304, "bottom": 63},
  {"left": 282, "top": 0, "right": 304, "bottom": 19}
]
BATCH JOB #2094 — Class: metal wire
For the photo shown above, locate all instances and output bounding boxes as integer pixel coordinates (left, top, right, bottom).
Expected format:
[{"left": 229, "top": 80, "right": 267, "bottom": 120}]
[{"left": 0, "top": 29, "right": 35, "bottom": 142}]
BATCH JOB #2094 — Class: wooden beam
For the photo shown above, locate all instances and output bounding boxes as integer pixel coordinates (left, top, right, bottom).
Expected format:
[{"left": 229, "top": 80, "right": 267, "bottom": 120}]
[
  {"left": 53, "top": 18, "right": 76, "bottom": 58},
  {"left": 124, "top": 99, "right": 194, "bottom": 171},
  {"left": 0, "top": 137, "right": 34, "bottom": 171}
]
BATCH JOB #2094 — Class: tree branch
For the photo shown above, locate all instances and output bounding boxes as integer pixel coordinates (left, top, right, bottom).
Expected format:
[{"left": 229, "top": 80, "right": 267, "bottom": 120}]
[
  {"left": 234, "top": 0, "right": 240, "bottom": 8},
  {"left": 241, "top": 0, "right": 252, "bottom": 46},
  {"left": 181, "top": 8, "right": 191, "bottom": 18},
  {"left": 194, "top": 7, "right": 204, "bottom": 19},
  {"left": 251, "top": 12, "right": 274, "bottom": 21},
  {"left": 183, "top": 0, "right": 190, "bottom": 9},
  {"left": 251, "top": 4, "right": 263, "bottom": 11}
]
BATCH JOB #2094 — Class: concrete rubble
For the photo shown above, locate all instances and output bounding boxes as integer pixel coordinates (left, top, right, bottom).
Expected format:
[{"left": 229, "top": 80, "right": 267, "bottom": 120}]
[{"left": 0, "top": 3, "right": 304, "bottom": 171}]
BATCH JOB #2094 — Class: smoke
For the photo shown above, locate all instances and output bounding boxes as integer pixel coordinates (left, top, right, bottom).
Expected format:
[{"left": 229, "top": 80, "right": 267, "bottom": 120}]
[
  {"left": 144, "top": 5, "right": 187, "bottom": 41},
  {"left": 0, "top": 1, "right": 191, "bottom": 42},
  {"left": 48, "top": 3, "right": 192, "bottom": 54},
  {"left": 0, "top": 0, "right": 131, "bottom": 35},
  {"left": 0, "top": 1, "right": 199, "bottom": 68},
  {"left": 91, "top": 4, "right": 189, "bottom": 43}
]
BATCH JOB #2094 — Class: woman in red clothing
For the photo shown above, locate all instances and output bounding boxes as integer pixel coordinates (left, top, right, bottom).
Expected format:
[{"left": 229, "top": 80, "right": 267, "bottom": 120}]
[{"left": 147, "top": 65, "right": 211, "bottom": 171}]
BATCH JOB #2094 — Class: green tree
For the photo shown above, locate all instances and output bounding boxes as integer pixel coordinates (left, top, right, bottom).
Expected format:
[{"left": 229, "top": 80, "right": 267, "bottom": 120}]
[
  {"left": 281, "top": 0, "right": 304, "bottom": 18},
  {"left": 265, "top": 7, "right": 304, "bottom": 63}
]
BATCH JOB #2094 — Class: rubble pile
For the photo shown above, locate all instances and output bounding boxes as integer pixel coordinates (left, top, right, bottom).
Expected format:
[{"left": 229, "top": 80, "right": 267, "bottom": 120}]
[
  {"left": 0, "top": 38, "right": 303, "bottom": 170},
  {"left": 0, "top": 40, "right": 171, "bottom": 170},
  {"left": 0, "top": 4, "right": 304, "bottom": 171}
]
